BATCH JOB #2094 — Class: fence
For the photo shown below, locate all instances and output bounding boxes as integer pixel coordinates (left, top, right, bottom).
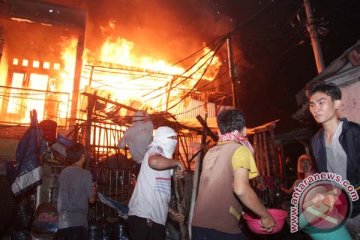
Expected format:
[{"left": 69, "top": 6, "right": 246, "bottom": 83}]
[
  {"left": 0, "top": 85, "right": 70, "bottom": 126},
  {"left": 47, "top": 165, "right": 135, "bottom": 220}
]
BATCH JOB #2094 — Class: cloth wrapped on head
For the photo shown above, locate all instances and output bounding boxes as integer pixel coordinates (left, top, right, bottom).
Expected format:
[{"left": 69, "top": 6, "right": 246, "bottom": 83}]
[
  {"left": 132, "top": 111, "right": 150, "bottom": 125},
  {"left": 151, "top": 126, "right": 177, "bottom": 158}
]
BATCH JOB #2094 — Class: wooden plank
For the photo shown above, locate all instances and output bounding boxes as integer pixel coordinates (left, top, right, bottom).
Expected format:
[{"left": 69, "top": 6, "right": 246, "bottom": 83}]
[
  {"left": 85, "top": 95, "right": 95, "bottom": 169},
  {"left": 196, "top": 115, "right": 218, "bottom": 142}
]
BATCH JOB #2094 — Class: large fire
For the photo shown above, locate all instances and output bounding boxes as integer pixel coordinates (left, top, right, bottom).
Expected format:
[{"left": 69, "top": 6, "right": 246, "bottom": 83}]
[
  {"left": 82, "top": 36, "right": 222, "bottom": 113},
  {"left": 59, "top": 35, "right": 221, "bottom": 154},
  {"left": 3, "top": 33, "right": 221, "bottom": 124}
]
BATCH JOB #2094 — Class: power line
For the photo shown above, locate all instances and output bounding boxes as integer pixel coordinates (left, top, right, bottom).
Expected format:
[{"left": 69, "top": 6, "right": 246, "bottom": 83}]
[{"left": 165, "top": 41, "right": 225, "bottom": 112}]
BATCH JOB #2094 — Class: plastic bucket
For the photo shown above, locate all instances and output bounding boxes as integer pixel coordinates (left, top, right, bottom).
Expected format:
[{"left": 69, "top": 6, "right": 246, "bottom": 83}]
[{"left": 243, "top": 208, "right": 288, "bottom": 234}]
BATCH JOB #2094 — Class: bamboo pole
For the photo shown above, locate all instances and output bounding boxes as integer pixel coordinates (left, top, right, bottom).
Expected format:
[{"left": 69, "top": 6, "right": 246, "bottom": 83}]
[
  {"left": 188, "top": 154, "right": 200, "bottom": 240},
  {"left": 188, "top": 115, "right": 209, "bottom": 239},
  {"left": 269, "top": 129, "right": 277, "bottom": 176},
  {"left": 258, "top": 132, "right": 264, "bottom": 176},
  {"left": 105, "top": 126, "right": 109, "bottom": 160},
  {"left": 97, "top": 125, "right": 101, "bottom": 164},
  {"left": 85, "top": 95, "right": 95, "bottom": 169},
  {"left": 174, "top": 176, "right": 187, "bottom": 240},
  {"left": 254, "top": 134, "right": 262, "bottom": 176},
  {"left": 179, "top": 135, "right": 189, "bottom": 169},
  {"left": 263, "top": 131, "right": 270, "bottom": 176}
]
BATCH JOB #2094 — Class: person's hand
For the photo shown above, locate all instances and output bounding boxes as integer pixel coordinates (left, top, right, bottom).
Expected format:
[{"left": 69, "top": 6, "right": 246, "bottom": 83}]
[
  {"left": 260, "top": 214, "right": 275, "bottom": 233},
  {"left": 173, "top": 212, "right": 185, "bottom": 223},
  {"left": 169, "top": 208, "right": 185, "bottom": 223},
  {"left": 92, "top": 182, "right": 98, "bottom": 194},
  {"left": 89, "top": 182, "right": 98, "bottom": 204},
  {"left": 174, "top": 162, "right": 184, "bottom": 178}
]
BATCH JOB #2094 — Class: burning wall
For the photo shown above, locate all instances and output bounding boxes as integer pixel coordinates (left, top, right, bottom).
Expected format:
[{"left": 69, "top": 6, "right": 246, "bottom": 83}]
[{"left": 0, "top": 17, "right": 79, "bottom": 124}]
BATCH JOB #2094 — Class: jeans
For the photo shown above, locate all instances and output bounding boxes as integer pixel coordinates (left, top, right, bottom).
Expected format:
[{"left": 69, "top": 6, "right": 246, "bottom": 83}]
[
  {"left": 128, "top": 215, "right": 166, "bottom": 240},
  {"left": 55, "top": 226, "right": 87, "bottom": 240}
]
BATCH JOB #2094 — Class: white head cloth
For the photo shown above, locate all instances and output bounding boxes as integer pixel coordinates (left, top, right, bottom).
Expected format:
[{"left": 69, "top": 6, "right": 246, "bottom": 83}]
[{"left": 150, "top": 126, "right": 177, "bottom": 158}]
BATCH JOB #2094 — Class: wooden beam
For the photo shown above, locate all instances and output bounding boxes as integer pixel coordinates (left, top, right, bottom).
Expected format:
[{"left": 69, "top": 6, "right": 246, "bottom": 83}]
[
  {"left": 85, "top": 94, "right": 95, "bottom": 169},
  {"left": 196, "top": 115, "right": 218, "bottom": 142}
]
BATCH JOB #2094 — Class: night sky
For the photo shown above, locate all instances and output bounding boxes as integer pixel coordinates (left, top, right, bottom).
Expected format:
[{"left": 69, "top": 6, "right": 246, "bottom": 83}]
[{"left": 210, "top": 0, "right": 360, "bottom": 133}]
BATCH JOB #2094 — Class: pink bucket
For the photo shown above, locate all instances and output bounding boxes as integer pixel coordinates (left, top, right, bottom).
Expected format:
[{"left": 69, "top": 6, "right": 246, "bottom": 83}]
[{"left": 243, "top": 208, "right": 288, "bottom": 234}]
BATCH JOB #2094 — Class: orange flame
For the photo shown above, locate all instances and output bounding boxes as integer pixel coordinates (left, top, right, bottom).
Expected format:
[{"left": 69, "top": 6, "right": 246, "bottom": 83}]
[
  {"left": 82, "top": 36, "right": 221, "bottom": 112},
  {"left": 2, "top": 34, "right": 220, "bottom": 126}
]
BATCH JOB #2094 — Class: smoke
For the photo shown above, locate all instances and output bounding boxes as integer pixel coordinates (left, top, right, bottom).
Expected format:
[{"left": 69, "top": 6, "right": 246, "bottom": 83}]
[{"left": 85, "top": 0, "right": 235, "bottom": 65}]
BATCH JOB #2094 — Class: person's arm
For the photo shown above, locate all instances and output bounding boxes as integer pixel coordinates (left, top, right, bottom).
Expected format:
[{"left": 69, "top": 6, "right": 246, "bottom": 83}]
[
  {"left": 281, "top": 179, "right": 301, "bottom": 195},
  {"left": 117, "top": 136, "right": 126, "bottom": 149},
  {"left": 233, "top": 168, "right": 275, "bottom": 232},
  {"left": 89, "top": 182, "right": 98, "bottom": 204},
  {"left": 148, "top": 154, "right": 183, "bottom": 171}
]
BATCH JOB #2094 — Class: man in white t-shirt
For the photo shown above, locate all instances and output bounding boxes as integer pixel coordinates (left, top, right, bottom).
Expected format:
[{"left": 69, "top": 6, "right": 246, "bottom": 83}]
[{"left": 127, "top": 126, "right": 185, "bottom": 240}]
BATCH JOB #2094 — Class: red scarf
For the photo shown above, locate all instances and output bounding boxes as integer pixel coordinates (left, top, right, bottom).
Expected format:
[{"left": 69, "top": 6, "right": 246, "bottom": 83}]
[{"left": 219, "top": 130, "right": 255, "bottom": 154}]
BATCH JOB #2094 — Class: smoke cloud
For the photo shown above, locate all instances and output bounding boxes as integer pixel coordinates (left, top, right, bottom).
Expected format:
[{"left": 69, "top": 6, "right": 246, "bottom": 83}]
[{"left": 85, "top": 0, "right": 234, "bottom": 65}]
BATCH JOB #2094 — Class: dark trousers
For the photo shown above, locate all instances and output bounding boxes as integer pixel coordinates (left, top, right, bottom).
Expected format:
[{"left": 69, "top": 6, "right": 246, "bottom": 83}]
[
  {"left": 55, "top": 226, "right": 87, "bottom": 240},
  {"left": 192, "top": 226, "right": 247, "bottom": 240},
  {"left": 128, "top": 215, "right": 166, "bottom": 240}
]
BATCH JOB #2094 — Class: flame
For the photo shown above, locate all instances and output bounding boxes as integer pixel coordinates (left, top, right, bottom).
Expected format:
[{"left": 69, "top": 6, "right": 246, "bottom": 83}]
[
  {"left": 81, "top": 36, "right": 222, "bottom": 155},
  {"left": 16, "top": 38, "right": 77, "bottom": 123},
  {"left": 99, "top": 37, "right": 185, "bottom": 74},
  {"left": 82, "top": 36, "right": 221, "bottom": 112},
  {"left": 2, "top": 33, "right": 221, "bottom": 126},
  {"left": 3, "top": 37, "right": 78, "bottom": 124},
  {"left": 60, "top": 38, "right": 77, "bottom": 94}
]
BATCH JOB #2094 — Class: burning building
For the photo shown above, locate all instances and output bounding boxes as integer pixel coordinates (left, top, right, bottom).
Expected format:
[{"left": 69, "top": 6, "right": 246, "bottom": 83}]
[
  {"left": 0, "top": 1, "right": 234, "bottom": 227},
  {"left": 0, "top": 0, "right": 86, "bottom": 126},
  {"left": 0, "top": 0, "right": 235, "bottom": 128},
  {"left": 0, "top": 0, "right": 237, "bottom": 170},
  {"left": 0, "top": 2, "right": 285, "bottom": 237}
]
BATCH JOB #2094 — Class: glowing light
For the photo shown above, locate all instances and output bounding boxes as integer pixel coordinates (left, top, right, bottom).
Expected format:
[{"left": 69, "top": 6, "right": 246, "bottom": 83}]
[
  {"left": 43, "top": 62, "right": 50, "bottom": 69},
  {"left": 22, "top": 59, "right": 28, "bottom": 67},
  {"left": 54, "top": 63, "right": 61, "bottom": 70},
  {"left": 24, "top": 73, "right": 48, "bottom": 121},
  {"left": 33, "top": 60, "right": 40, "bottom": 68},
  {"left": 7, "top": 73, "right": 24, "bottom": 114}
]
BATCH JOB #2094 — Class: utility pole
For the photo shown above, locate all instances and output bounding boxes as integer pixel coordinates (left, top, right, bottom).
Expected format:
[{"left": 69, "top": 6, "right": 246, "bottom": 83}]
[
  {"left": 304, "top": 0, "right": 325, "bottom": 73},
  {"left": 226, "top": 37, "right": 239, "bottom": 109}
]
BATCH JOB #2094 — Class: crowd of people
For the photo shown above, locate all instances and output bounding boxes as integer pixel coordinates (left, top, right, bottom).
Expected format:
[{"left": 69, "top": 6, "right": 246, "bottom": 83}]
[{"left": 54, "top": 83, "right": 359, "bottom": 240}]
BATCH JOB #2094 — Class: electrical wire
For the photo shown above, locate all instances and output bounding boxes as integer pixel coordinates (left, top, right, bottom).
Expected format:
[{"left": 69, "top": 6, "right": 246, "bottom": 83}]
[{"left": 164, "top": 41, "right": 225, "bottom": 111}]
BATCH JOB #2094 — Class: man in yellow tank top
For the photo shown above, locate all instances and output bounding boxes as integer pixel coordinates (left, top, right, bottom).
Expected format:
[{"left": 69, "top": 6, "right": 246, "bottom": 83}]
[{"left": 192, "top": 109, "right": 275, "bottom": 239}]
